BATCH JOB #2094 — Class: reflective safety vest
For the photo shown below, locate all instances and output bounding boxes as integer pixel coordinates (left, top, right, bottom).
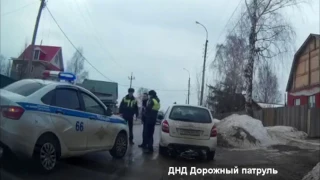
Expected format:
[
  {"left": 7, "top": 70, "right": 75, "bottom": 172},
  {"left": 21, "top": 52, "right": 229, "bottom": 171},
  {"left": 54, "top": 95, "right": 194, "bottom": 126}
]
[
  {"left": 123, "top": 98, "right": 137, "bottom": 108},
  {"left": 151, "top": 98, "right": 160, "bottom": 111}
]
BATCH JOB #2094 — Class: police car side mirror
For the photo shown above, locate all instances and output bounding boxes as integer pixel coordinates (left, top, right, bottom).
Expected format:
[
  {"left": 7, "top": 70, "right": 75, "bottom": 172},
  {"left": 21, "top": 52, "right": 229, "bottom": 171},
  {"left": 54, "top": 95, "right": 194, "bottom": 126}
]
[
  {"left": 106, "top": 111, "right": 112, "bottom": 116},
  {"left": 105, "top": 109, "right": 113, "bottom": 116}
]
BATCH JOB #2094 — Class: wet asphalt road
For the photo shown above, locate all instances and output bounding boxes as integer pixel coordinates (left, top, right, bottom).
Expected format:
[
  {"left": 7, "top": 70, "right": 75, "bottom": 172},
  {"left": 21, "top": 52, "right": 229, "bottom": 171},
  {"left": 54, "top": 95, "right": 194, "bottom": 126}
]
[{"left": 1, "top": 124, "right": 319, "bottom": 180}]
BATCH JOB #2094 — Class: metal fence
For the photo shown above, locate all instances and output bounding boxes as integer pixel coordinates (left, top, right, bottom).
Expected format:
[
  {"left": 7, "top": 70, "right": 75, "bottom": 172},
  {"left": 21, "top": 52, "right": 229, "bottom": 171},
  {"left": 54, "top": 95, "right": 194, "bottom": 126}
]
[{"left": 253, "top": 105, "right": 320, "bottom": 138}]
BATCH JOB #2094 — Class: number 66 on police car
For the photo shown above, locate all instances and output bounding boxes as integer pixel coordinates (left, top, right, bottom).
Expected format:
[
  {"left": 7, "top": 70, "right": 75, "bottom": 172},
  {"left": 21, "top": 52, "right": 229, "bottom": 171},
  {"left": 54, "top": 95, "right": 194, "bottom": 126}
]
[{"left": 0, "top": 71, "right": 129, "bottom": 172}]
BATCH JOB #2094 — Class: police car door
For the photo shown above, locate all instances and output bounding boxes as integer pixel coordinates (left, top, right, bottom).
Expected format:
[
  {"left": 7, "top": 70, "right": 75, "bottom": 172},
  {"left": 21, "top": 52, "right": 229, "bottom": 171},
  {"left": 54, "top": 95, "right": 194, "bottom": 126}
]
[
  {"left": 79, "top": 91, "right": 110, "bottom": 149},
  {"left": 49, "top": 87, "right": 88, "bottom": 151}
]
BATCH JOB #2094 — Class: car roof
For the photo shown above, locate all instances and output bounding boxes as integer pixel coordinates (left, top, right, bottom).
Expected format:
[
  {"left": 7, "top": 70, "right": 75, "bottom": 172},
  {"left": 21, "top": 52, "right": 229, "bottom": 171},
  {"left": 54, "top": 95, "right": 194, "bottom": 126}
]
[
  {"left": 170, "top": 104, "right": 210, "bottom": 110},
  {"left": 25, "top": 79, "right": 92, "bottom": 93}
]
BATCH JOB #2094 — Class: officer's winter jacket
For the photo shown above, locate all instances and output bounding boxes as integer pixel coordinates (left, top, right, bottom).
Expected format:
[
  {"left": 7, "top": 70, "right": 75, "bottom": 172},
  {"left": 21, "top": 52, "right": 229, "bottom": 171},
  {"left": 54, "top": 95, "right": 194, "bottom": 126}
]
[
  {"left": 145, "top": 96, "right": 160, "bottom": 123},
  {"left": 119, "top": 95, "right": 139, "bottom": 118}
]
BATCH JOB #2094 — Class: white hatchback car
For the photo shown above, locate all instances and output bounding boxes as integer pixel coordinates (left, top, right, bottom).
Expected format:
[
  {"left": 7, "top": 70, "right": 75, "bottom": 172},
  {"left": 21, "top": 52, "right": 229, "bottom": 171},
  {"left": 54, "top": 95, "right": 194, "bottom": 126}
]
[
  {"left": 159, "top": 104, "right": 218, "bottom": 160},
  {"left": 0, "top": 71, "right": 128, "bottom": 172}
]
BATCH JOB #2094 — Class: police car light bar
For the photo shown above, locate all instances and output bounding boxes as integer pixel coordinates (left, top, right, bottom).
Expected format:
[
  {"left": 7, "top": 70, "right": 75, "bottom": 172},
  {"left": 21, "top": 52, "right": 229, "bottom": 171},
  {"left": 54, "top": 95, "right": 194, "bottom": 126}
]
[{"left": 42, "top": 70, "right": 76, "bottom": 84}]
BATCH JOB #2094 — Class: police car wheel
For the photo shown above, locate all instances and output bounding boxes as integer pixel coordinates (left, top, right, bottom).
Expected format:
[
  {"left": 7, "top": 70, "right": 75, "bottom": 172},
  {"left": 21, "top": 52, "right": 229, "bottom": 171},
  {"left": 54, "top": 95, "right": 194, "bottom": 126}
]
[
  {"left": 110, "top": 132, "right": 127, "bottom": 158},
  {"left": 34, "top": 136, "right": 60, "bottom": 173},
  {"left": 206, "top": 151, "right": 215, "bottom": 161}
]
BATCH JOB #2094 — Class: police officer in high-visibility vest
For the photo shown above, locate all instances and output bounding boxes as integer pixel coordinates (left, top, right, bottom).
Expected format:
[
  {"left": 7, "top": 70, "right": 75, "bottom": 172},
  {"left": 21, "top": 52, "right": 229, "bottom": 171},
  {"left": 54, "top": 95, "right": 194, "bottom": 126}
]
[
  {"left": 119, "top": 88, "right": 139, "bottom": 145},
  {"left": 144, "top": 90, "right": 160, "bottom": 153}
]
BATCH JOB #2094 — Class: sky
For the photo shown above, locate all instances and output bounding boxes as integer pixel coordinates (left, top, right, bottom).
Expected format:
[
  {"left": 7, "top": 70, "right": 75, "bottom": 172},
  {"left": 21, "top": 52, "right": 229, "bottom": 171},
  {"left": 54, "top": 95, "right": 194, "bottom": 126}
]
[{"left": 0, "top": 0, "right": 319, "bottom": 111}]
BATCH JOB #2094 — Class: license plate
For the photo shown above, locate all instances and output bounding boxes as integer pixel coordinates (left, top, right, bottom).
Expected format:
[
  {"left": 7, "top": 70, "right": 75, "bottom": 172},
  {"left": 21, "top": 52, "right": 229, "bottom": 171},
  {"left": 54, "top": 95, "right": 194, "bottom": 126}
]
[{"left": 179, "top": 129, "right": 201, "bottom": 136}]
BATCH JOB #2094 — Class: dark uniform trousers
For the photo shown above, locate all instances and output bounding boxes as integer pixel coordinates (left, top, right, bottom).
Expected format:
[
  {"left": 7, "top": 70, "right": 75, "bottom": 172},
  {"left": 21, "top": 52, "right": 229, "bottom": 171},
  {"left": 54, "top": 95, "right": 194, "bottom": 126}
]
[
  {"left": 141, "top": 115, "right": 147, "bottom": 145},
  {"left": 145, "top": 119, "right": 156, "bottom": 149},
  {"left": 124, "top": 116, "right": 134, "bottom": 141}
]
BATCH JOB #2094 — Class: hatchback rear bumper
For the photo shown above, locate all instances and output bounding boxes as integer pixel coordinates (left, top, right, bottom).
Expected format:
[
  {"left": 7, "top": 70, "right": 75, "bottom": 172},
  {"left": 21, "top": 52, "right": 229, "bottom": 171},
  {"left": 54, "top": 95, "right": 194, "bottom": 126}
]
[{"left": 159, "top": 131, "right": 217, "bottom": 151}]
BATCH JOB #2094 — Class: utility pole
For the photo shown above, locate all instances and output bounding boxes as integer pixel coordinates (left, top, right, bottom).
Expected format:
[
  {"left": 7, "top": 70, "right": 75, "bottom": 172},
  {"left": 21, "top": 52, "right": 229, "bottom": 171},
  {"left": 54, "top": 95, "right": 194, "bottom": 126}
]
[
  {"left": 183, "top": 68, "right": 191, "bottom": 104},
  {"left": 187, "top": 75, "right": 190, "bottom": 104},
  {"left": 128, "top": 72, "right": 135, "bottom": 88},
  {"left": 196, "top": 21, "right": 208, "bottom": 106},
  {"left": 200, "top": 39, "right": 208, "bottom": 106},
  {"left": 26, "top": 0, "right": 46, "bottom": 77}
]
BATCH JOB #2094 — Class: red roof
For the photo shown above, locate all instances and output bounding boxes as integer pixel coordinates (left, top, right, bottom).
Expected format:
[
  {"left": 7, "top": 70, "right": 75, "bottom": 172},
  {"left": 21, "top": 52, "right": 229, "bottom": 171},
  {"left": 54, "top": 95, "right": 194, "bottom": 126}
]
[{"left": 19, "top": 45, "right": 61, "bottom": 62}]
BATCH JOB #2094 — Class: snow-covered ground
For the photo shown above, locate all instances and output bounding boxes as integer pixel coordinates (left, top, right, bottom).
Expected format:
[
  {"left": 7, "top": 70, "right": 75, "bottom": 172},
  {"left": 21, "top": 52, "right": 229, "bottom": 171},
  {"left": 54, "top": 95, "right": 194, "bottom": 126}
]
[
  {"left": 216, "top": 114, "right": 315, "bottom": 149},
  {"left": 302, "top": 162, "right": 320, "bottom": 180}
]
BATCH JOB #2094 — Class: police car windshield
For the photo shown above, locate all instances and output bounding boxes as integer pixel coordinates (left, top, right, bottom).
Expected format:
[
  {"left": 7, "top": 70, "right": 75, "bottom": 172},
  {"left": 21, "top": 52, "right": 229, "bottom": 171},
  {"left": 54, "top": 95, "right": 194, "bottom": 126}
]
[
  {"left": 169, "top": 106, "right": 212, "bottom": 123},
  {"left": 3, "top": 80, "right": 45, "bottom": 96}
]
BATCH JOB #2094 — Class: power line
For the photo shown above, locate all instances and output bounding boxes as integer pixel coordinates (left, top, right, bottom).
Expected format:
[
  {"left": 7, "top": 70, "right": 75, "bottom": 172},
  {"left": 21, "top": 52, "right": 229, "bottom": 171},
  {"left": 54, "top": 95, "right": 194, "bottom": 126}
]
[
  {"left": 206, "top": 0, "right": 244, "bottom": 58},
  {"left": 46, "top": 6, "right": 187, "bottom": 92},
  {"left": 46, "top": 6, "right": 114, "bottom": 82},
  {"left": 74, "top": 0, "right": 154, "bottom": 88},
  {"left": 203, "top": 2, "right": 247, "bottom": 74},
  {"left": 76, "top": 0, "right": 126, "bottom": 69},
  {"left": 1, "top": 1, "right": 38, "bottom": 17}
]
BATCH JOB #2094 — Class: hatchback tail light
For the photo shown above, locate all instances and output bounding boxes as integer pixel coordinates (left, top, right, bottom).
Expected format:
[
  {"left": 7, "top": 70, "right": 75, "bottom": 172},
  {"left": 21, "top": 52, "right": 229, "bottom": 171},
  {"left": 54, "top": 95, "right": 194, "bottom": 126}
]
[
  {"left": 1, "top": 106, "right": 25, "bottom": 120},
  {"left": 162, "top": 120, "right": 169, "bottom": 133},
  {"left": 210, "top": 125, "right": 217, "bottom": 137}
]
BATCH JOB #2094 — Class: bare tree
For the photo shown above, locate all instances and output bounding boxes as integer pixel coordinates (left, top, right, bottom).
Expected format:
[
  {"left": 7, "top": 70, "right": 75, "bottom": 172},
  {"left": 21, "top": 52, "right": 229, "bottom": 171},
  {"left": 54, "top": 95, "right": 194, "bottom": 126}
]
[
  {"left": 253, "top": 61, "right": 281, "bottom": 103},
  {"left": 212, "top": 35, "right": 248, "bottom": 94},
  {"left": 20, "top": 39, "right": 29, "bottom": 59},
  {"left": 240, "top": 0, "right": 304, "bottom": 116},
  {"left": 0, "top": 54, "right": 11, "bottom": 76},
  {"left": 137, "top": 87, "right": 149, "bottom": 102},
  {"left": 0, "top": 54, "right": 7, "bottom": 75},
  {"left": 66, "top": 47, "right": 89, "bottom": 83}
]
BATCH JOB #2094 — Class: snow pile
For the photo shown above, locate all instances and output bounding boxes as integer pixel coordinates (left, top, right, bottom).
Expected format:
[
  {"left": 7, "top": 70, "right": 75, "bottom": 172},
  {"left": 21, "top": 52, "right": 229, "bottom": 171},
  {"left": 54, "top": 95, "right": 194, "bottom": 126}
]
[
  {"left": 213, "top": 119, "right": 221, "bottom": 125},
  {"left": 266, "top": 126, "right": 308, "bottom": 143},
  {"left": 217, "top": 114, "right": 275, "bottom": 148},
  {"left": 302, "top": 162, "right": 320, "bottom": 180}
]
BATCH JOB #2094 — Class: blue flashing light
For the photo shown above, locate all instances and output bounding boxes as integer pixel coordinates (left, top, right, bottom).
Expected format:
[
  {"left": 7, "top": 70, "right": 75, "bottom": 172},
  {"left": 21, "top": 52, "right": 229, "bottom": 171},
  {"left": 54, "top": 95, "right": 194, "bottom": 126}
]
[{"left": 58, "top": 72, "right": 76, "bottom": 83}]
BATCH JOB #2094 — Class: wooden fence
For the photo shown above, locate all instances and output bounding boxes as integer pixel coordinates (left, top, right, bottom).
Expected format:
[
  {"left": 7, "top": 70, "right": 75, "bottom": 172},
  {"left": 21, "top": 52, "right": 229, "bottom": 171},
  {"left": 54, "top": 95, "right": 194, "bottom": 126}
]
[{"left": 253, "top": 105, "right": 320, "bottom": 138}]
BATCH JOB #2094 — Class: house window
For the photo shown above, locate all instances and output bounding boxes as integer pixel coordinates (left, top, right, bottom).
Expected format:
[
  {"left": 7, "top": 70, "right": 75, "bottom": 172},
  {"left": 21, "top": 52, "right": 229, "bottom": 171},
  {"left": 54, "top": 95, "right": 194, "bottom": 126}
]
[
  {"left": 294, "top": 99, "right": 300, "bottom": 106},
  {"left": 15, "top": 64, "right": 22, "bottom": 72},
  {"left": 34, "top": 50, "right": 40, "bottom": 60},
  {"left": 308, "top": 95, "right": 316, "bottom": 108}
]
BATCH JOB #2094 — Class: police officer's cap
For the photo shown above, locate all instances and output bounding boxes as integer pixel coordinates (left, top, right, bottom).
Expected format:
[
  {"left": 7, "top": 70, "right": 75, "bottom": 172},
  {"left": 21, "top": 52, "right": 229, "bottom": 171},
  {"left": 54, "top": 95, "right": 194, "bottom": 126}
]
[
  {"left": 148, "top": 90, "right": 156, "bottom": 96},
  {"left": 128, "top": 88, "right": 135, "bottom": 93}
]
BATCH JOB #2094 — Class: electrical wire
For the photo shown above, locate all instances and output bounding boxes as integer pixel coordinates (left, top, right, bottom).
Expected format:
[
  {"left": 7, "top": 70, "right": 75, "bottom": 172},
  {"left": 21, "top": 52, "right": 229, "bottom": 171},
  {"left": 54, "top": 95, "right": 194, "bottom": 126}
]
[
  {"left": 75, "top": 0, "right": 126, "bottom": 70},
  {"left": 46, "top": 6, "right": 187, "bottom": 92},
  {"left": 202, "top": 2, "right": 247, "bottom": 74},
  {"left": 206, "top": 0, "right": 244, "bottom": 58},
  {"left": 46, "top": 6, "right": 114, "bottom": 82},
  {"left": 80, "top": 0, "right": 161, "bottom": 88},
  {"left": 1, "top": 1, "right": 38, "bottom": 17}
]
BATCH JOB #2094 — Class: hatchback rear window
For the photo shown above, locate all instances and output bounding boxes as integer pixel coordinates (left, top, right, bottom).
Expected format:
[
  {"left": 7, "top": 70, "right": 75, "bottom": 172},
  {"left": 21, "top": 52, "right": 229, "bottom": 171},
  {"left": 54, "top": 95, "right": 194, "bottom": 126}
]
[
  {"left": 169, "top": 106, "right": 212, "bottom": 123},
  {"left": 3, "top": 80, "right": 45, "bottom": 96}
]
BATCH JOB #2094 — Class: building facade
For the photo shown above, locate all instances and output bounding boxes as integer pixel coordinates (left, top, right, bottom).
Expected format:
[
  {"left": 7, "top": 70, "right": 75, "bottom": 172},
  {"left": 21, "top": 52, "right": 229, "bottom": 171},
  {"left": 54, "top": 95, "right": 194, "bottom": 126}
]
[
  {"left": 10, "top": 45, "right": 64, "bottom": 80},
  {"left": 286, "top": 34, "right": 320, "bottom": 108}
]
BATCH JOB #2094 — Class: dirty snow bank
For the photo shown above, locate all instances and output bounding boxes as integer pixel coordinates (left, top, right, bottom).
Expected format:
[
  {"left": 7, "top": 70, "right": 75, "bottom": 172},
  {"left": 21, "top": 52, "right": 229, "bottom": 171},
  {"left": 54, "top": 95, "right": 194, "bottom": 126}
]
[
  {"left": 266, "top": 126, "right": 308, "bottom": 144},
  {"left": 217, "top": 114, "right": 309, "bottom": 149},
  {"left": 217, "top": 114, "right": 276, "bottom": 148},
  {"left": 302, "top": 162, "right": 320, "bottom": 180}
]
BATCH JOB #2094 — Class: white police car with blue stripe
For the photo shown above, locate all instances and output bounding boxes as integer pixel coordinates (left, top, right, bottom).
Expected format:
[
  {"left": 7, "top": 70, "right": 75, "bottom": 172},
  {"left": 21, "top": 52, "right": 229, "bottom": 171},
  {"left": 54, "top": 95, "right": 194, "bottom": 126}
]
[{"left": 0, "top": 71, "right": 128, "bottom": 172}]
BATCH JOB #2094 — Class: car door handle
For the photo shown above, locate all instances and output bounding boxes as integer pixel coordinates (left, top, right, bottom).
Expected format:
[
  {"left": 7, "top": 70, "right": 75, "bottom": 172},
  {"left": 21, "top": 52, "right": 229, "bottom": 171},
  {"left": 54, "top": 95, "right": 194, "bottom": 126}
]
[
  {"left": 89, "top": 116, "right": 96, "bottom": 120},
  {"left": 55, "top": 109, "right": 64, "bottom": 114}
]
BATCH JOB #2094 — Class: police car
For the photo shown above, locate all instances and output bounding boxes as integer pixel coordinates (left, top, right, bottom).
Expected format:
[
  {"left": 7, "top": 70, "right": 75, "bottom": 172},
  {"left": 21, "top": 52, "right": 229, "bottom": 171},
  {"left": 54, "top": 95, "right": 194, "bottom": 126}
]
[{"left": 0, "top": 71, "right": 128, "bottom": 172}]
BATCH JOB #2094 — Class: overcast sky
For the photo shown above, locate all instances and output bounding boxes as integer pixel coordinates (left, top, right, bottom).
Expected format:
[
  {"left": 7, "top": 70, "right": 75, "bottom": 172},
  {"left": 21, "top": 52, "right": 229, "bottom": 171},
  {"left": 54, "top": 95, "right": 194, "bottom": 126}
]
[{"left": 1, "top": 0, "right": 319, "bottom": 110}]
